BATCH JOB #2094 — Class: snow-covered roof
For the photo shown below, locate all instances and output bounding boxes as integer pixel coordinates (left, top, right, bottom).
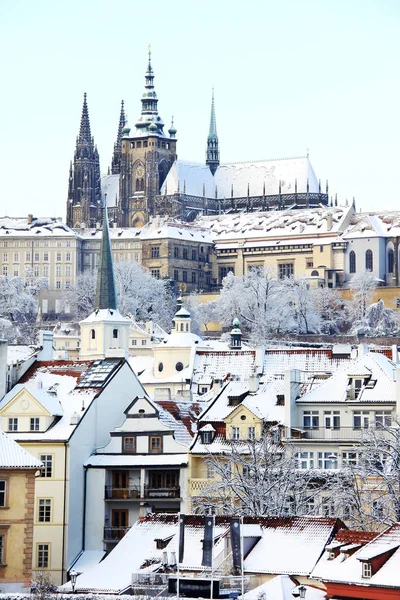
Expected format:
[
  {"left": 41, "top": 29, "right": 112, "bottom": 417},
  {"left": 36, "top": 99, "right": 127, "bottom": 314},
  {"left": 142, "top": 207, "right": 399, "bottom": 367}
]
[
  {"left": 297, "top": 351, "right": 396, "bottom": 405},
  {"left": 197, "top": 206, "right": 353, "bottom": 242},
  {"left": 343, "top": 210, "right": 400, "bottom": 239},
  {"left": 0, "top": 429, "right": 43, "bottom": 469},
  {"left": 67, "top": 514, "right": 341, "bottom": 594},
  {"left": 193, "top": 350, "right": 257, "bottom": 384},
  {"left": 53, "top": 322, "right": 81, "bottom": 338},
  {"left": 139, "top": 218, "right": 212, "bottom": 243},
  {"left": 7, "top": 344, "right": 37, "bottom": 366},
  {"left": 161, "top": 161, "right": 216, "bottom": 198},
  {"left": 312, "top": 523, "right": 400, "bottom": 589},
  {"left": 0, "top": 217, "right": 75, "bottom": 237},
  {"left": 242, "top": 576, "right": 325, "bottom": 600},
  {"left": 2, "top": 360, "right": 122, "bottom": 441},
  {"left": 156, "top": 400, "right": 202, "bottom": 446},
  {"left": 0, "top": 383, "right": 63, "bottom": 416},
  {"left": 78, "top": 227, "right": 142, "bottom": 240},
  {"left": 101, "top": 174, "right": 120, "bottom": 208},
  {"left": 84, "top": 453, "right": 188, "bottom": 467},
  {"left": 263, "top": 348, "right": 354, "bottom": 381},
  {"left": 70, "top": 550, "right": 106, "bottom": 575},
  {"left": 80, "top": 308, "right": 131, "bottom": 324},
  {"left": 162, "top": 156, "right": 321, "bottom": 200}
]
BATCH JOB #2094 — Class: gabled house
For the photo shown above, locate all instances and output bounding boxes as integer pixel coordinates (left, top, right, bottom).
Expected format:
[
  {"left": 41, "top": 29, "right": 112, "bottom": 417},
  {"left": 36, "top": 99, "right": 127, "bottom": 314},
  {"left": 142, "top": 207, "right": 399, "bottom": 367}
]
[{"left": 82, "top": 394, "right": 200, "bottom": 556}]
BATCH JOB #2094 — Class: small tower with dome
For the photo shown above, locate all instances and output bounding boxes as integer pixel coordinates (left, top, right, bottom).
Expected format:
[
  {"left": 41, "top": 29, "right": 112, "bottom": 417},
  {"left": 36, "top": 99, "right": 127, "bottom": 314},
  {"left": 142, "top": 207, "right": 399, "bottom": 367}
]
[
  {"left": 172, "top": 294, "right": 192, "bottom": 333},
  {"left": 230, "top": 316, "right": 242, "bottom": 350}
]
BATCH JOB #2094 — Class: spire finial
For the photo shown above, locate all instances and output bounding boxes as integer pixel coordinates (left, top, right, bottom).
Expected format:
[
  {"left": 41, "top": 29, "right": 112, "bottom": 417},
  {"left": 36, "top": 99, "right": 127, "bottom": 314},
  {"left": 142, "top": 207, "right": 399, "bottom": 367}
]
[
  {"left": 111, "top": 99, "right": 127, "bottom": 174},
  {"left": 206, "top": 89, "right": 219, "bottom": 175},
  {"left": 168, "top": 115, "right": 177, "bottom": 138}
]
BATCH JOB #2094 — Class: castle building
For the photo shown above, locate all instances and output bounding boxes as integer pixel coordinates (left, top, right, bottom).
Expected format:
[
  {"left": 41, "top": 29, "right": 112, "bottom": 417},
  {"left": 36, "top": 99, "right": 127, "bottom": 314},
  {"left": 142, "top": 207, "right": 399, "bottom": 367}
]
[{"left": 66, "top": 52, "right": 329, "bottom": 229}]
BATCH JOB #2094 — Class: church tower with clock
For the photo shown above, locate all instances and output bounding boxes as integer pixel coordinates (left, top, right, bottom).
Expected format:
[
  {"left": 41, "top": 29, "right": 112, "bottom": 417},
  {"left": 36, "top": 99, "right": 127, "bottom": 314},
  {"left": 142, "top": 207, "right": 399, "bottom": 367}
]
[{"left": 118, "top": 49, "right": 178, "bottom": 227}]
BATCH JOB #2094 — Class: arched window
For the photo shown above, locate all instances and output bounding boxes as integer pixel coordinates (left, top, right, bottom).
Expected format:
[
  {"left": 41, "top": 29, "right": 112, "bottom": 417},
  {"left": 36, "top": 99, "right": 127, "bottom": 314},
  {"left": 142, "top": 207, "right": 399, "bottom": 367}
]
[
  {"left": 113, "top": 329, "right": 118, "bottom": 339},
  {"left": 388, "top": 249, "right": 394, "bottom": 274},
  {"left": 135, "top": 179, "right": 140, "bottom": 191},
  {"left": 180, "top": 323, "right": 184, "bottom": 331},
  {"left": 186, "top": 323, "right": 189, "bottom": 332},
  {"left": 349, "top": 251, "right": 356, "bottom": 274},
  {"left": 311, "top": 270, "right": 319, "bottom": 277},
  {"left": 140, "top": 178, "right": 145, "bottom": 192},
  {"left": 91, "top": 329, "right": 96, "bottom": 340},
  {"left": 365, "top": 249, "right": 373, "bottom": 271}
]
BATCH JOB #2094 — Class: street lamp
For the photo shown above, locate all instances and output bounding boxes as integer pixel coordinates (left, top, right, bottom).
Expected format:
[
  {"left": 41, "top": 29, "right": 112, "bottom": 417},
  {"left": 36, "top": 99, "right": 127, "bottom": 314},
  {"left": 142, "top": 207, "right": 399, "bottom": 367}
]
[
  {"left": 292, "top": 584, "right": 307, "bottom": 598},
  {"left": 70, "top": 569, "right": 78, "bottom": 594}
]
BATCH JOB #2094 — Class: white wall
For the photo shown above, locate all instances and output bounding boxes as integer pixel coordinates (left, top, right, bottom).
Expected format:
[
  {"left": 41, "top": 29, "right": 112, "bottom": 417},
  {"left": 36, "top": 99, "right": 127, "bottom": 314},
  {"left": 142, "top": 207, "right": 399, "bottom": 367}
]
[{"left": 66, "top": 361, "right": 146, "bottom": 573}]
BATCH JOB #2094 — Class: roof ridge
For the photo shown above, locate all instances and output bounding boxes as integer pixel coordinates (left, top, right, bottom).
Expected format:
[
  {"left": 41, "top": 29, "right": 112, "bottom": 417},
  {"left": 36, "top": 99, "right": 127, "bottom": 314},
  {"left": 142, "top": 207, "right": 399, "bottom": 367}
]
[{"left": 220, "top": 155, "right": 308, "bottom": 166}]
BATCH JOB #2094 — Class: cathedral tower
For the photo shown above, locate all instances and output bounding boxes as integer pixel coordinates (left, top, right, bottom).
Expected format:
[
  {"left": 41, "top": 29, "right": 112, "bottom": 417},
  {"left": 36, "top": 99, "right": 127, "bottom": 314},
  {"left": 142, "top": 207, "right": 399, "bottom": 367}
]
[
  {"left": 111, "top": 100, "right": 126, "bottom": 175},
  {"left": 67, "top": 93, "right": 101, "bottom": 228},
  {"left": 206, "top": 89, "right": 219, "bottom": 176},
  {"left": 118, "top": 49, "right": 178, "bottom": 227}
]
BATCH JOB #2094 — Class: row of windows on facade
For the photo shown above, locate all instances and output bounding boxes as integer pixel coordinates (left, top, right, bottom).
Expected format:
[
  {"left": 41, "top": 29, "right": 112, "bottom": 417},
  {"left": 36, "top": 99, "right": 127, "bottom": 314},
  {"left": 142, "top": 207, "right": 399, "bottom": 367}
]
[
  {"left": 201, "top": 426, "right": 256, "bottom": 444},
  {"left": 349, "top": 249, "right": 375, "bottom": 273},
  {"left": 1, "top": 240, "right": 73, "bottom": 248},
  {"left": 302, "top": 409, "right": 392, "bottom": 429},
  {"left": 122, "top": 435, "right": 163, "bottom": 453},
  {"left": 297, "top": 450, "right": 388, "bottom": 475},
  {"left": 128, "top": 140, "right": 171, "bottom": 149},
  {"left": 90, "top": 328, "right": 120, "bottom": 340},
  {"left": 8, "top": 417, "right": 45, "bottom": 432},
  {"left": 151, "top": 246, "right": 210, "bottom": 260},
  {"left": 2, "top": 252, "right": 72, "bottom": 262},
  {"left": 1, "top": 269, "right": 72, "bottom": 289}
]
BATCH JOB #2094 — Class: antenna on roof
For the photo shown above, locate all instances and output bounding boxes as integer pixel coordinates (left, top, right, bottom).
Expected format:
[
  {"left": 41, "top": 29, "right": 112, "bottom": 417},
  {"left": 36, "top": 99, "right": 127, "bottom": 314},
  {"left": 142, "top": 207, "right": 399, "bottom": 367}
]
[{"left": 306, "top": 148, "right": 309, "bottom": 158}]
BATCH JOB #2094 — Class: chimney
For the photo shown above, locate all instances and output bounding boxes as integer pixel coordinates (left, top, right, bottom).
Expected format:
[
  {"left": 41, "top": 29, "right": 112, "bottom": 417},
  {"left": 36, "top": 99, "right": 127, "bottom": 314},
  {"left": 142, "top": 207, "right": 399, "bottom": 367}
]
[
  {"left": 0, "top": 340, "right": 7, "bottom": 400},
  {"left": 358, "top": 343, "right": 369, "bottom": 358},
  {"left": 212, "top": 378, "right": 223, "bottom": 394},
  {"left": 392, "top": 345, "right": 398, "bottom": 364},
  {"left": 284, "top": 369, "right": 301, "bottom": 433},
  {"left": 27, "top": 214, "right": 33, "bottom": 224},
  {"left": 327, "top": 213, "right": 333, "bottom": 231},
  {"left": 249, "top": 373, "right": 259, "bottom": 394},
  {"left": 37, "top": 330, "right": 54, "bottom": 361},
  {"left": 37, "top": 380, "right": 43, "bottom": 389}
]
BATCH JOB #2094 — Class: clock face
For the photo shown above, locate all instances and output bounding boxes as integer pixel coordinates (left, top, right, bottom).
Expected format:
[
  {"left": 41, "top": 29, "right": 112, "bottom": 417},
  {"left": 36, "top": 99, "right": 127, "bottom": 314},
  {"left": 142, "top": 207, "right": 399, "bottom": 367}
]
[{"left": 136, "top": 165, "right": 144, "bottom": 178}]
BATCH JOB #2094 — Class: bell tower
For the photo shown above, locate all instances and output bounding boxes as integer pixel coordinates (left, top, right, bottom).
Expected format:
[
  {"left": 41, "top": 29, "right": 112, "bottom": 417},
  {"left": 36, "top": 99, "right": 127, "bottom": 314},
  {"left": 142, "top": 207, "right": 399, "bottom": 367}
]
[{"left": 118, "top": 48, "right": 177, "bottom": 227}]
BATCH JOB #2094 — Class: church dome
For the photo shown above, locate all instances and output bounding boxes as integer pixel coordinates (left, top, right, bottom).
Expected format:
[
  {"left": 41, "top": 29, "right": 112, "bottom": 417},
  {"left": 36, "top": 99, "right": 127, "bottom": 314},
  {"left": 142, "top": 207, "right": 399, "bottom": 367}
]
[
  {"left": 122, "top": 124, "right": 131, "bottom": 136},
  {"left": 149, "top": 121, "right": 158, "bottom": 131}
]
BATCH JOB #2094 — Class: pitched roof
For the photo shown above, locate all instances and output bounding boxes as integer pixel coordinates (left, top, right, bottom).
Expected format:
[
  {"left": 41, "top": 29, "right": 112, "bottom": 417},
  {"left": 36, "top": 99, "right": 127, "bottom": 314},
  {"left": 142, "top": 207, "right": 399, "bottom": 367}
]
[
  {"left": 64, "top": 514, "right": 342, "bottom": 594},
  {"left": 312, "top": 523, "right": 400, "bottom": 589},
  {"left": 0, "top": 429, "right": 42, "bottom": 469}
]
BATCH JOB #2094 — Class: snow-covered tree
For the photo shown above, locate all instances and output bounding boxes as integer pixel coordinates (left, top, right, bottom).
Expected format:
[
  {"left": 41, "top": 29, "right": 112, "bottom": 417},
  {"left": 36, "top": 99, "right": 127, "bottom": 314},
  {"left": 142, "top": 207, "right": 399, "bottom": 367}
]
[
  {"left": 282, "top": 278, "right": 321, "bottom": 334},
  {"left": 349, "top": 271, "right": 377, "bottom": 321},
  {"left": 63, "top": 262, "right": 176, "bottom": 330},
  {"left": 0, "top": 274, "right": 48, "bottom": 343},
  {"left": 313, "top": 287, "right": 347, "bottom": 334},
  {"left": 193, "top": 430, "right": 344, "bottom": 517},
  {"left": 350, "top": 299, "right": 399, "bottom": 337}
]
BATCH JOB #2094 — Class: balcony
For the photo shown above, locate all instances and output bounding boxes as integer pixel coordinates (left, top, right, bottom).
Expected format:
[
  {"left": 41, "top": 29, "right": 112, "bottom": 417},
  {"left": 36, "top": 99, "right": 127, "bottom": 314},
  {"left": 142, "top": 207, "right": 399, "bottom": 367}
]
[
  {"left": 188, "top": 478, "right": 209, "bottom": 496},
  {"left": 105, "top": 485, "right": 141, "bottom": 500},
  {"left": 284, "top": 426, "right": 393, "bottom": 441},
  {"left": 144, "top": 485, "right": 180, "bottom": 499},
  {"left": 103, "top": 526, "right": 129, "bottom": 541},
  {"left": 105, "top": 485, "right": 180, "bottom": 500}
]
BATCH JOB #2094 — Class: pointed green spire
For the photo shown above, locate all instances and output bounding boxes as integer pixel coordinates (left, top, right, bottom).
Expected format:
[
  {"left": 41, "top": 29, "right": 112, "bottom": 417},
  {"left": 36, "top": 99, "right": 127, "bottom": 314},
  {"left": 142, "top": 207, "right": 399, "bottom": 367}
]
[
  {"left": 95, "top": 202, "right": 118, "bottom": 311},
  {"left": 206, "top": 89, "right": 219, "bottom": 175},
  {"left": 208, "top": 89, "right": 217, "bottom": 138}
]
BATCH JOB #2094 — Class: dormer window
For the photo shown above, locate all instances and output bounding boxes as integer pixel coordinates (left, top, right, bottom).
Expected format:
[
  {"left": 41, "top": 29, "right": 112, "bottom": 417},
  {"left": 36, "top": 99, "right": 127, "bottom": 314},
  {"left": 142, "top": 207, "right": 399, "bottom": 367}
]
[
  {"left": 362, "top": 561, "right": 372, "bottom": 579},
  {"left": 202, "top": 431, "right": 212, "bottom": 444}
]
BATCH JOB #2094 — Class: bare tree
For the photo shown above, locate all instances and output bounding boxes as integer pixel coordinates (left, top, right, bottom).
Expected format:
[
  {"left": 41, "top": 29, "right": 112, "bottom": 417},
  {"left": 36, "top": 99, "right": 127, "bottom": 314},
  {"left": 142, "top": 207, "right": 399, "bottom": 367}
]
[
  {"left": 349, "top": 271, "right": 377, "bottom": 321},
  {"left": 193, "top": 430, "right": 346, "bottom": 517}
]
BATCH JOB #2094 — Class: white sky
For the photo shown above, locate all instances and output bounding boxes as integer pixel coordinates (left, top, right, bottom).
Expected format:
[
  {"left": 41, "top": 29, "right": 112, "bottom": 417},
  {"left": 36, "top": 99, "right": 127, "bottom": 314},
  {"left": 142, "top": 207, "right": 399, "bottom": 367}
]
[{"left": 0, "top": 0, "right": 399, "bottom": 219}]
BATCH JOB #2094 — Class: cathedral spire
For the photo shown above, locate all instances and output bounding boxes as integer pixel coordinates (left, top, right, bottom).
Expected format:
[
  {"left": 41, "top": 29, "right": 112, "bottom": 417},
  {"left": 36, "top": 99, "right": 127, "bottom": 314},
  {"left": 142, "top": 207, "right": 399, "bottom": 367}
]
[
  {"left": 95, "top": 199, "right": 118, "bottom": 311},
  {"left": 79, "top": 92, "right": 92, "bottom": 143},
  {"left": 111, "top": 100, "right": 126, "bottom": 174},
  {"left": 135, "top": 47, "right": 165, "bottom": 136},
  {"left": 206, "top": 89, "right": 219, "bottom": 175}
]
